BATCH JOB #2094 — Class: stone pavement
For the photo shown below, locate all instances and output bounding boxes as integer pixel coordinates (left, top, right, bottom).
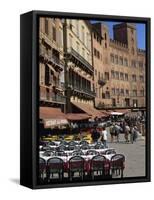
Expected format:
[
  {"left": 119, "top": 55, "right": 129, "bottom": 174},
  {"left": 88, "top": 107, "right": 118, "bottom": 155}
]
[{"left": 107, "top": 133, "right": 146, "bottom": 177}]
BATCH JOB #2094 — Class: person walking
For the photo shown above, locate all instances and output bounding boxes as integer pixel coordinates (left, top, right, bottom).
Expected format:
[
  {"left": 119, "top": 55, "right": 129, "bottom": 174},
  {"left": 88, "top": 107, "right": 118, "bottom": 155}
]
[
  {"left": 109, "top": 123, "right": 116, "bottom": 143},
  {"left": 125, "top": 124, "right": 130, "bottom": 143},
  {"left": 101, "top": 127, "right": 108, "bottom": 148},
  {"left": 91, "top": 126, "right": 100, "bottom": 143}
]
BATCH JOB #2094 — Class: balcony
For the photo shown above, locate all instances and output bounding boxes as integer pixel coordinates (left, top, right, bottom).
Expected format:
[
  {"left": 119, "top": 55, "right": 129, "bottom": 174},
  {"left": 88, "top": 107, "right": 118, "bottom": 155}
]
[
  {"left": 73, "top": 84, "right": 96, "bottom": 97},
  {"left": 67, "top": 47, "right": 93, "bottom": 74},
  {"left": 40, "top": 86, "right": 66, "bottom": 104},
  {"left": 98, "top": 78, "right": 107, "bottom": 86}
]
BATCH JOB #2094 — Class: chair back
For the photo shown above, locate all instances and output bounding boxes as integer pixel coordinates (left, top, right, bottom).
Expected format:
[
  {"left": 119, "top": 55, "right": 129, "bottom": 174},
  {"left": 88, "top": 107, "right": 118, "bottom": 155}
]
[
  {"left": 86, "top": 150, "right": 99, "bottom": 156},
  {"left": 91, "top": 155, "right": 106, "bottom": 171},
  {"left": 43, "top": 150, "right": 55, "bottom": 157},
  {"left": 111, "top": 154, "right": 125, "bottom": 169},
  {"left": 69, "top": 156, "right": 84, "bottom": 171},
  {"left": 72, "top": 150, "right": 84, "bottom": 156},
  {"left": 41, "top": 145, "right": 52, "bottom": 151},
  {"left": 81, "top": 145, "right": 89, "bottom": 150},
  {"left": 39, "top": 157, "right": 46, "bottom": 171},
  {"left": 47, "top": 157, "right": 64, "bottom": 172},
  {"left": 105, "top": 149, "right": 116, "bottom": 155}
]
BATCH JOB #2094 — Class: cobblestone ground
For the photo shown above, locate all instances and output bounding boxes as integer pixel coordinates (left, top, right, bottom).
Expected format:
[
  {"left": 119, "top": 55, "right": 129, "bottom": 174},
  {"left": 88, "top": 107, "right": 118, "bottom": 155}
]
[{"left": 107, "top": 132, "right": 146, "bottom": 177}]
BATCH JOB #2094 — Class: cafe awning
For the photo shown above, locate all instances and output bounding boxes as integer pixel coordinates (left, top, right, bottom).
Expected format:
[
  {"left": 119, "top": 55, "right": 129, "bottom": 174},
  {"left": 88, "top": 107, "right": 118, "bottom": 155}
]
[
  {"left": 40, "top": 107, "right": 68, "bottom": 128},
  {"left": 66, "top": 113, "right": 90, "bottom": 121},
  {"left": 71, "top": 101, "right": 106, "bottom": 118}
]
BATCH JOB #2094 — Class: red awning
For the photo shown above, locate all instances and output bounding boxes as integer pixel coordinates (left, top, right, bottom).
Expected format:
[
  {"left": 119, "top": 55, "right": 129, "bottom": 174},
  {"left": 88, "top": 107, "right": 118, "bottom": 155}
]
[
  {"left": 40, "top": 107, "right": 68, "bottom": 128},
  {"left": 71, "top": 102, "right": 106, "bottom": 118},
  {"left": 66, "top": 113, "right": 90, "bottom": 121}
]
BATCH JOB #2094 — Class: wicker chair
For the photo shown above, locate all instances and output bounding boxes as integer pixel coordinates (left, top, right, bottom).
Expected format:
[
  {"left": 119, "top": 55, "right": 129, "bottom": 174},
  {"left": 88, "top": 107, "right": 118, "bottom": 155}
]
[{"left": 104, "top": 149, "right": 116, "bottom": 155}]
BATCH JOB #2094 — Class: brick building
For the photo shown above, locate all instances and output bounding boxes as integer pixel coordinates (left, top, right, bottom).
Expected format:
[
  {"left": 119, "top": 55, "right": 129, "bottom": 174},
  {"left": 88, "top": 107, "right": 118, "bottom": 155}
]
[{"left": 92, "top": 22, "right": 145, "bottom": 109}]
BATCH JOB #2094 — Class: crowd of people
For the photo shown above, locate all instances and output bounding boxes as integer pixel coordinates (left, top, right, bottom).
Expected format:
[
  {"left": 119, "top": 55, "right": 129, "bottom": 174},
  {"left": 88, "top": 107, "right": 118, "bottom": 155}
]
[{"left": 91, "top": 113, "right": 145, "bottom": 146}]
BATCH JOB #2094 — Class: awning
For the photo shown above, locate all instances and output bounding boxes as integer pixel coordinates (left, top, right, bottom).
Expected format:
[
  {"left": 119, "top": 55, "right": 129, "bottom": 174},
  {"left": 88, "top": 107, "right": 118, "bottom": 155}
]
[
  {"left": 71, "top": 101, "right": 106, "bottom": 118},
  {"left": 66, "top": 113, "right": 90, "bottom": 121},
  {"left": 40, "top": 107, "right": 68, "bottom": 128},
  {"left": 115, "top": 109, "right": 131, "bottom": 114}
]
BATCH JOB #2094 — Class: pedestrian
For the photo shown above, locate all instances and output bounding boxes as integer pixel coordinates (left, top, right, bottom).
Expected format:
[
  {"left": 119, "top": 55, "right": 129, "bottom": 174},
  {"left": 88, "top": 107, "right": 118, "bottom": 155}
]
[
  {"left": 130, "top": 126, "right": 135, "bottom": 144},
  {"left": 109, "top": 123, "right": 116, "bottom": 143},
  {"left": 125, "top": 124, "right": 130, "bottom": 143},
  {"left": 115, "top": 123, "right": 120, "bottom": 143},
  {"left": 91, "top": 126, "right": 100, "bottom": 143},
  {"left": 101, "top": 127, "right": 108, "bottom": 148}
]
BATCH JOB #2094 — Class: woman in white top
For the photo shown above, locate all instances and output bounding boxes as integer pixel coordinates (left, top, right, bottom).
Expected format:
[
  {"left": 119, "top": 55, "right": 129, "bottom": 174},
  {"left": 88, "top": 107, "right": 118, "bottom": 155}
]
[{"left": 101, "top": 127, "right": 108, "bottom": 148}]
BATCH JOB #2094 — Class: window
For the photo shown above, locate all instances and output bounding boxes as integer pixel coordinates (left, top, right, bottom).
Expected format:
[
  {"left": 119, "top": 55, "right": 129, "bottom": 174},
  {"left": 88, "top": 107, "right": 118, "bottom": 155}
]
[
  {"left": 116, "top": 88, "right": 120, "bottom": 95},
  {"left": 115, "top": 71, "right": 119, "bottom": 79},
  {"left": 69, "top": 34, "right": 72, "bottom": 48},
  {"left": 82, "top": 48, "right": 85, "bottom": 58},
  {"left": 81, "top": 26, "right": 85, "bottom": 43},
  {"left": 125, "top": 74, "right": 128, "bottom": 81},
  {"left": 59, "top": 28, "right": 63, "bottom": 48},
  {"left": 105, "top": 91, "right": 110, "bottom": 99},
  {"left": 105, "top": 72, "right": 109, "bottom": 80},
  {"left": 124, "top": 58, "right": 128, "bottom": 66},
  {"left": 121, "top": 89, "right": 124, "bottom": 96},
  {"left": 115, "top": 55, "right": 118, "bottom": 64},
  {"left": 76, "top": 21, "right": 79, "bottom": 36},
  {"left": 133, "top": 90, "right": 137, "bottom": 97},
  {"left": 132, "top": 74, "right": 137, "bottom": 82},
  {"left": 120, "top": 72, "right": 124, "bottom": 80},
  {"left": 140, "top": 90, "right": 144, "bottom": 97},
  {"left": 94, "top": 48, "right": 97, "bottom": 56},
  {"left": 119, "top": 57, "right": 123, "bottom": 65},
  {"left": 105, "top": 42, "right": 107, "bottom": 48},
  {"left": 139, "top": 75, "right": 144, "bottom": 82},
  {"left": 45, "top": 18, "right": 49, "bottom": 35},
  {"left": 110, "top": 53, "right": 114, "bottom": 63},
  {"left": 52, "top": 27, "right": 56, "bottom": 41},
  {"left": 131, "top": 60, "right": 136, "bottom": 67},
  {"left": 126, "top": 89, "right": 129, "bottom": 96},
  {"left": 76, "top": 42, "right": 79, "bottom": 52},
  {"left": 112, "top": 88, "right": 115, "bottom": 95},
  {"left": 98, "top": 71, "right": 101, "bottom": 79},
  {"left": 139, "top": 61, "right": 143, "bottom": 68},
  {"left": 111, "top": 70, "right": 115, "bottom": 79}
]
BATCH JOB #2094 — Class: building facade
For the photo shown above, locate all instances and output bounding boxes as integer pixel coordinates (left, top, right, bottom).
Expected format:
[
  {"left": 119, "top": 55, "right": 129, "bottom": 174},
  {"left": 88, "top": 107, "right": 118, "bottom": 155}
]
[
  {"left": 92, "top": 22, "right": 146, "bottom": 109},
  {"left": 64, "top": 19, "right": 95, "bottom": 113},
  {"left": 39, "top": 17, "right": 66, "bottom": 111},
  {"left": 39, "top": 18, "right": 146, "bottom": 114}
]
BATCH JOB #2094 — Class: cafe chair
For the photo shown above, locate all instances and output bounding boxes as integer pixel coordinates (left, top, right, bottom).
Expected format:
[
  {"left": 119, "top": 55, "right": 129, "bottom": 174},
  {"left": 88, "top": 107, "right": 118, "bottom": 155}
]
[
  {"left": 69, "top": 156, "right": 85, "bottom": 181},
  {"left": 42, "top": 150, "right": 55, "bottom": 157},
  {"left": 90, "top": 155, "right": 107, "bottom": 180},
  {"left": 39, "top": 158, "right": 46, "bottom": 181},
  {"left": 86, "top": 150, "right": 99, "bottom": 156},
  {"left": 47, "top": 157, "right": 64, "bottom": 181},
  {"left": 41, "top": 145, "right": 52, "bottom": 151},
  {"left": 110, "top": 154, "right": 125, "bottom": 178},
  {"left": 104, "top": 149, "right": 116, "bottom": 155}
]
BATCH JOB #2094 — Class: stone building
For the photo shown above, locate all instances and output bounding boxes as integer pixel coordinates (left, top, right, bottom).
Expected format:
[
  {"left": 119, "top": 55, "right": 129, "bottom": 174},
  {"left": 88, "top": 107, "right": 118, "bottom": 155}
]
[
  {"left": 92, "top": 22, "right": 145, "bottom": 108},
  {"left": 39, "top": 17, "right": 66, "bottom": 111},
  {"left": 63, "top": 19, "right": 98, "bottom": 115}
]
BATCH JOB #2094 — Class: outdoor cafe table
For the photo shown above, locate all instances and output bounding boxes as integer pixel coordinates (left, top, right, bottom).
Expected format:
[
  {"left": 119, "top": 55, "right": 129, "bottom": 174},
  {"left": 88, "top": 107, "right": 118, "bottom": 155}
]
[{"left": 40, "top": 153, "right": 114, "bottom": 174}]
